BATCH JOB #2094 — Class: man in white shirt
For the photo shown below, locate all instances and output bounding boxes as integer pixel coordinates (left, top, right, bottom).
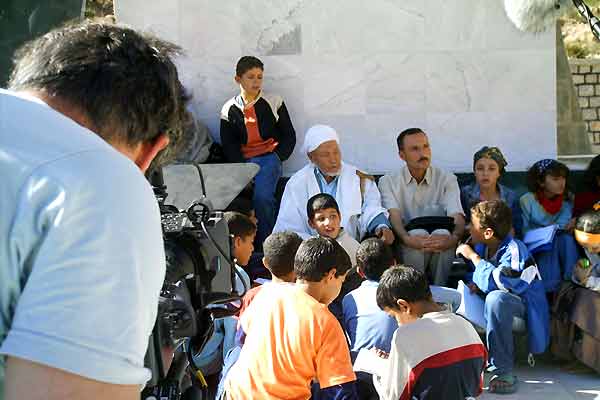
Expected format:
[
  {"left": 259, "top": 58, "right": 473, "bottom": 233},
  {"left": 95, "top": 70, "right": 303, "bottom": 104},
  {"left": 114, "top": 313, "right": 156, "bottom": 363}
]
[
  {"left": 274, "top": 124, "right": 394, "bottom": 244},
  {"left": 0, "top": 22, "right": 188, "bottom": 400},
  {"left": 378, "top": 128, "right": 465, "bottom": 286}
]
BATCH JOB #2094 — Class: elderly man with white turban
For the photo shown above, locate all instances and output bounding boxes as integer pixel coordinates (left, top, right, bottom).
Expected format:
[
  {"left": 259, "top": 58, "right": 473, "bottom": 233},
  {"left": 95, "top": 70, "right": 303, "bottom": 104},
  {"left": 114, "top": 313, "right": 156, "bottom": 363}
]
[{"left": 273, "top": 124, "right": 394, "bottom": 244}]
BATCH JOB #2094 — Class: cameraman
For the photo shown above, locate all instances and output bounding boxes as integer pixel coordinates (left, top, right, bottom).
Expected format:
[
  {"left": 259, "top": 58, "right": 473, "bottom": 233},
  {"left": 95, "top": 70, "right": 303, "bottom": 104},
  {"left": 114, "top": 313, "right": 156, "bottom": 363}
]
[{"left": 0, "top": 22, "right": 188, "bottom": 400}]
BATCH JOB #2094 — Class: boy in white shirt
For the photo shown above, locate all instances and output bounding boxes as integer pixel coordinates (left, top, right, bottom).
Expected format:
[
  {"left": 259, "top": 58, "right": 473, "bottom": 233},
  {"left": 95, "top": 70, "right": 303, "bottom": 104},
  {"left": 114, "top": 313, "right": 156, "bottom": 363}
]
[{"left": 307, "top": 193, "right": 362, "bottom": 321}]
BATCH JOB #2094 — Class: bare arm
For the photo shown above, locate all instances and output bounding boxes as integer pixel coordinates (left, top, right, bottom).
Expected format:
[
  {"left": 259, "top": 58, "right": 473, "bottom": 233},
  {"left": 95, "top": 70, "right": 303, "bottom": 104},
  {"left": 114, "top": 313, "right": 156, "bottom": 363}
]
[
  {"left": 5, "top": 356, "right": 140, "bottom": 400},
  {"left": 388, "top": 208, "right": 408, "bottom": 240}
]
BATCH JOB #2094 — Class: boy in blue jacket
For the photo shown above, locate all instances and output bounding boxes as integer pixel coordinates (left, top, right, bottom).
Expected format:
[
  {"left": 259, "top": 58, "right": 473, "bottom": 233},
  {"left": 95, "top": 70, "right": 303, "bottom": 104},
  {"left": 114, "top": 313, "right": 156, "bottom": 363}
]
[{"left": 456, "top": 200, "right": 549, "bottom": 394}]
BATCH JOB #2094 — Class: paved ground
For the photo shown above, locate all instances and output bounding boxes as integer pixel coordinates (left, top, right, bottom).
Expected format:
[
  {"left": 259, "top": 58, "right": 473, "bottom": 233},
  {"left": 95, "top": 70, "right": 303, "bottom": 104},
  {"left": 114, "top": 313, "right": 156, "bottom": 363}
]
[{"left": 479, "top": 360, "right": 600, "bottom": 399}]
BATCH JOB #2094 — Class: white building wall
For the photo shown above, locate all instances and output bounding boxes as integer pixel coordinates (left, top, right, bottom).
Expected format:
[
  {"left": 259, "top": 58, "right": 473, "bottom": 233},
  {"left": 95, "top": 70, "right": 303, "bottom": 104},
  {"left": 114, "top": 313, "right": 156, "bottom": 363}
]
[{"left": 116, "top": 0, "right": 556, "bottom": 175}]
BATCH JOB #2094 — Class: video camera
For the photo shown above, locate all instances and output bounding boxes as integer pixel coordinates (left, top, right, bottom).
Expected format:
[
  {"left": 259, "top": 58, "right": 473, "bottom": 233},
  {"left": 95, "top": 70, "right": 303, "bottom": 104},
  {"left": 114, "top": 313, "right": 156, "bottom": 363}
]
[{"left": 142, "top": 163, "right": 258, "bottom": 400}]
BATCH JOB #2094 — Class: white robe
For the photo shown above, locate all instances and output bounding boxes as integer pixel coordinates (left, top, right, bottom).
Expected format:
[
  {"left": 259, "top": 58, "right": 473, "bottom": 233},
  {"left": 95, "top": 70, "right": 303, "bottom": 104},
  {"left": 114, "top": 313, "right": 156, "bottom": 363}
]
[{"left": 273, "top": 162, "right": 388, "bottom": 240}]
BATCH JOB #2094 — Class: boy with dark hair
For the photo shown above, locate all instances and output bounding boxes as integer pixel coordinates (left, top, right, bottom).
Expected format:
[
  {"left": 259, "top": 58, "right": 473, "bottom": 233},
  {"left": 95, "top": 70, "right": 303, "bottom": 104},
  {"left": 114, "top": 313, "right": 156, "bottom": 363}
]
[
  {"left": 307, "top": 193, "right": 362, "bottom": 323},
  {"left": 343, "top": 239, "right": 398, "bottom": 357},
  {"left": 220, "top": 55, "right": 296, "bottom": 246},
  {"left": 372, "top": 266, "right": 486, "bottom": 400},
  {"left": 238, "top": 231, "right": 302, "bottom": 316},
  {"left": 214, "top": 231, "right": 302, "bottom": 399},
  {"left": 225, "top": 237, "right": 358, "bottom": 399},
  {"left": 456, "top": 200, "right": 549, "bottom": 394},
  {"left": 225, "top": 193, "right": 271, "bottom": 280},
  {"left": 223, "top": 211, "right": 256, "bottom": 272},
  {"left": 343, "top": 239, "right": 462, "bottom": 399},
  {"left": 342, "top": 239, "right": 398, "bottom": 399},
  {"left": 307, "top": 193, "right": 360, "bottom": 265},
  {"left": 193, "top": 212, "right": 254, "bottom": 378}
]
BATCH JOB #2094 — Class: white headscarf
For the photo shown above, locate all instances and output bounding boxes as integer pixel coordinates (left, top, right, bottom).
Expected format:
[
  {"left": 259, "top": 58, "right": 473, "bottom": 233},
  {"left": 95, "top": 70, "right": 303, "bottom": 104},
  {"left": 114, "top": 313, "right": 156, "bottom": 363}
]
[{"left": 302, "top": 124, "right": 340, "bottom": 155}]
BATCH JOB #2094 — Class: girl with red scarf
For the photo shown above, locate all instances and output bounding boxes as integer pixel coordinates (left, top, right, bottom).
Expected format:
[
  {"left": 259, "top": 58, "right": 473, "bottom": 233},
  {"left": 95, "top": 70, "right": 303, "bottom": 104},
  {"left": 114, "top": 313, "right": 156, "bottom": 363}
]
[{"left": 519, "top": 159, "right": 578, "bottom": 293}]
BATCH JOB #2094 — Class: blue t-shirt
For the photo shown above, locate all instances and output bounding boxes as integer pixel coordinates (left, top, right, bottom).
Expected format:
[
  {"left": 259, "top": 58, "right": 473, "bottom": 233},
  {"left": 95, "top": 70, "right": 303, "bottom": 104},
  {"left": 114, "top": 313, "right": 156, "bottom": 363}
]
[
  {"left": 0, "top": 89, "right": 166, "bottom": 396},
  {"left": 342, "top": 280, "right": 397, "bottom": 361}
]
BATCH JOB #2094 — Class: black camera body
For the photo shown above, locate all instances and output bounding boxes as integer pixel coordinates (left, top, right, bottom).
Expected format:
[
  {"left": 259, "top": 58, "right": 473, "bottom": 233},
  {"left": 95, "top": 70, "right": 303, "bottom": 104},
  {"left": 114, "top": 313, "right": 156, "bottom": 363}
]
[{"left": 142, "top": 165, "right": 246, "bottom": 400}]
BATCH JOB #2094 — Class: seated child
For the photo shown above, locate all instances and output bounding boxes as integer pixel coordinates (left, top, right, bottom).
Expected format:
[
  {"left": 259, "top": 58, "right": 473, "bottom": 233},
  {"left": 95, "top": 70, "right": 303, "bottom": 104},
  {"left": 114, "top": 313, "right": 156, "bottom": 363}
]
[
  {"left": 342, "top": 238, "right": 398, "bottom": 399},
  {"left": 220, "top": 56, "right": 296, "bottom": 245},
  {"left": 372, "top": 266, "right": 486, "bottom": 400},
  {"left": 520, "top": 159, "right": 578, "bottom": 292},
  {"left": 307, "top": 193, "right": 362, "bottom": 321},
  {"left": 238, "top": 230, "right": 303, "bottom": 316},
  {"left": 460, "top": 146, "right": 522, "bottom": 237},
  {"left": 192, "top": 211, "right": 253, "bottom": 376},
  {"left": 343, "top": 239, "right": 463, "bottom": 357},
  {"left": 225, "top": 193, "right": 270, "bottom": 280},
  {"left": 307, "top": 193, "right": 360, "bottom": 265},
  {"left": 573, "top": 205, "right": 600, "bottom": 291},
  {"left": 456, "top": 200, "right": 549, "bottom": 394},
  {"left": 215, "top": 230, "right": 303, "bottom": 399},
  {"left": 343, "top": 238, "right": 398, "bottom": 361},
  {"left": 224, "top": 237, "right": 358, "bottom": 399}
]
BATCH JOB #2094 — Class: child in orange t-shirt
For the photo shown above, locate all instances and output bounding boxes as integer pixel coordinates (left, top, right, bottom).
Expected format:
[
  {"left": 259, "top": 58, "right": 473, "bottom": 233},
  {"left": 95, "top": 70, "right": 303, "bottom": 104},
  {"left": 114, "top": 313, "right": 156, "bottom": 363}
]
[
  {"left": 224, "top": 237, "right": 358, "bottom": 399},
  {"left": 237, "top": 230, "right": 302, "bottom": 317}
]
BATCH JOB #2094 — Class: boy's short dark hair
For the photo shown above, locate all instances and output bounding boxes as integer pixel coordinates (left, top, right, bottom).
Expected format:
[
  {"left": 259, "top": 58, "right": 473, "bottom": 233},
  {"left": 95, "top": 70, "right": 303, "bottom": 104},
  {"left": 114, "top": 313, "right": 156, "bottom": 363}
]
[
  {"left": 294, "top": 237, "right": 351, "bottom": 282},
  {"left": 223, "top": 211, "right": 256, "bottom": 238},
  {"left": 471, "top": 200, "right": 512, "bottom": 240},
  {"left": 376, "top": 265, "right": 432, "bottom": 311},
  {"left": 236, "top": 56, "right": 264, "bottom": 77},
  {"left": 356, "top": 238, "right": 394, "bottom": 281},
  {"left": 396, "top": 128, "right": 425, "bottom": 151},
  {"left": 307, "top": 193, "right": 340, "bottom": 221},
  {"left": 263, "top": 231, "right": 303, "bottom": 277}
]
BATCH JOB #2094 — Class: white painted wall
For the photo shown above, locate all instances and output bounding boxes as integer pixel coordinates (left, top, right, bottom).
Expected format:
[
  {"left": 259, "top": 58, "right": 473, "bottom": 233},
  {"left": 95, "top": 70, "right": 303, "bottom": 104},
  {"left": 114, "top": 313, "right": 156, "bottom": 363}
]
[{"left": 116, "top": 0, "right": 556, "bottom": 175}]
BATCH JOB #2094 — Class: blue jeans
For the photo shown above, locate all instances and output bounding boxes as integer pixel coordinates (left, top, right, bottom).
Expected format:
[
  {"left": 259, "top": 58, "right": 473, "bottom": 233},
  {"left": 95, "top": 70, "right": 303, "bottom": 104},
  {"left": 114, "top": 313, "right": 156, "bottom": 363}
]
[
  {"left": 534, "top": 231, "right": 579, "bottom": 292},
  {"left": 248, "top": 152, "right": 282, "bottom": 246},
  {"left": 485, "top": 290, "right": 526, "bottom": 376}
]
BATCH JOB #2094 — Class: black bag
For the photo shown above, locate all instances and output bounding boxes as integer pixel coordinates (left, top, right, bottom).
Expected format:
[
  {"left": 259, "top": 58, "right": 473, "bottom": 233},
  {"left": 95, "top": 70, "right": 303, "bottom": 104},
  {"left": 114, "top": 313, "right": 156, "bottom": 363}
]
[{"left": 404, "top": 216, "right": 455, "bottom": 234}]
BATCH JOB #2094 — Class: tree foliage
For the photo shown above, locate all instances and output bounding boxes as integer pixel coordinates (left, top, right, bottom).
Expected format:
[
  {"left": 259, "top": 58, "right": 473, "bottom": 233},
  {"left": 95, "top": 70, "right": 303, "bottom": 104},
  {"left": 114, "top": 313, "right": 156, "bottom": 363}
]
[
  {"left": 85, "top": 0, "right": 113, "bottom": 19},
  {"left": 561, "top": 0, "right": 600, "bottom": 58}
]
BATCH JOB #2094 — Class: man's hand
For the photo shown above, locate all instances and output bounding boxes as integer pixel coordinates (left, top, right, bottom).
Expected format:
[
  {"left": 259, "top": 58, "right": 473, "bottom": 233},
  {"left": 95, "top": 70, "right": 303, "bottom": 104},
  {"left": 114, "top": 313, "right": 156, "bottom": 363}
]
[
  {"left": 423, "top": 234, "right": 457, "bottom": 253},
  {"left": 376, "top": 227, "right": 395, "bottom": 245},
  {"left": 402, "top": 234, "right": 429, "bottom": 250}
]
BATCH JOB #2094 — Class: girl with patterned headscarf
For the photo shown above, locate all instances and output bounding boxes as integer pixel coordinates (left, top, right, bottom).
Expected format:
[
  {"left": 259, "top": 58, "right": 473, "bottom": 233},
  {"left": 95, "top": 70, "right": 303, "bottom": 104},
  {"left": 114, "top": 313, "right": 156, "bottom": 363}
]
[
  {"left": 519, "top": 159, "right": 578, "bottom": 292},
  {"left": 460, "top": 146, "right": 522, "bottom": 236}
]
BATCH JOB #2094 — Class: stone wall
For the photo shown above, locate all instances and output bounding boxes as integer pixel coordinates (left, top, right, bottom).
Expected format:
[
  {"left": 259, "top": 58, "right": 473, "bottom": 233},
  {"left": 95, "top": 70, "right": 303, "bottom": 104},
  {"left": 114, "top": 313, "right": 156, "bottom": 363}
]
[{"left": 570, "top": 59, "right": 600, "bottom": 149}]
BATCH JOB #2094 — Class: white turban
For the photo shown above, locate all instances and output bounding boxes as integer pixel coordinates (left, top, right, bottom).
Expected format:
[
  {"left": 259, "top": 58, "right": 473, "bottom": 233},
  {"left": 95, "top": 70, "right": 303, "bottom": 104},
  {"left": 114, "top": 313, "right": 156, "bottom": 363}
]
[{"left": 302, "top": 124, "right": 339, "bottom": 155}]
